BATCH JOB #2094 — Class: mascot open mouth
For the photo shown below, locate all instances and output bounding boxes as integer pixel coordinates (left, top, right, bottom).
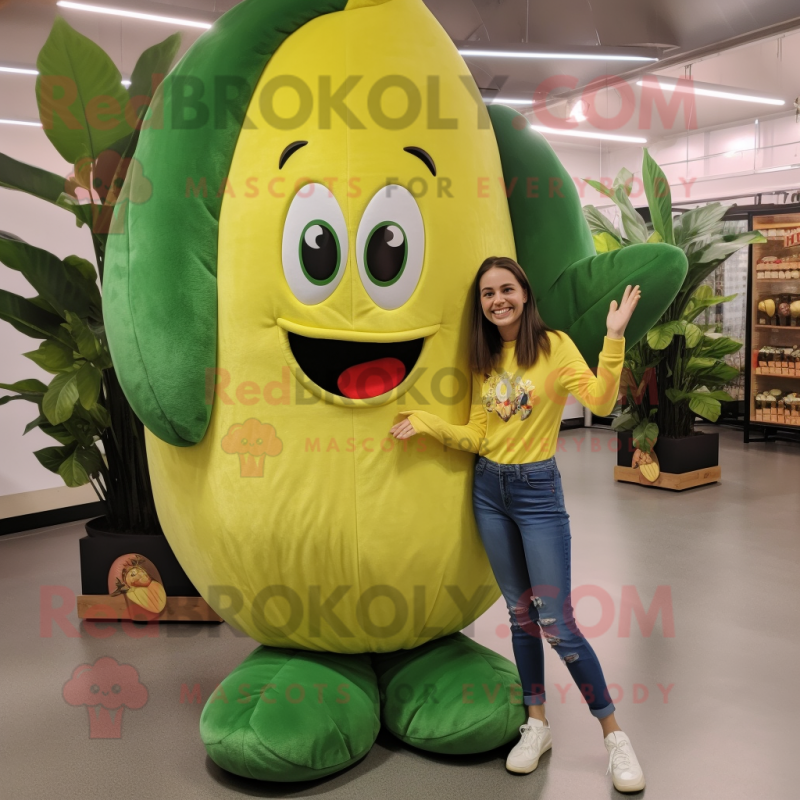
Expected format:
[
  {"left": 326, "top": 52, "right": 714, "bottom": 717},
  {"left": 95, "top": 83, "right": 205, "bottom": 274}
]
[
  {"left": 277, "top": 319, "right": 439, "bottom": 402},
  {"left": 287, "top": 333, "right": 424, "bottom": 399}
]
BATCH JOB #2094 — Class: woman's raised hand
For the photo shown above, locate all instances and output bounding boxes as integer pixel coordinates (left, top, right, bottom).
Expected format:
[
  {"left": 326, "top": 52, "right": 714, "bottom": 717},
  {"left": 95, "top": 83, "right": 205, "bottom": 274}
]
[
  {"left": 390, "top": 418, "right": 417, "bottom": 440},
  {"left": 606, "top": 284, "right": 641, "bottom": 339}
]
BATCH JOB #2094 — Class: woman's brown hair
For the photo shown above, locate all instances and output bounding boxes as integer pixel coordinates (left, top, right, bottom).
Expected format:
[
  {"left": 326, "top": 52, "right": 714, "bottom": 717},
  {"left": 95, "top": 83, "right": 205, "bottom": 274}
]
[{"left": 469, "top": 256, "right": 560, "bottom": 375}]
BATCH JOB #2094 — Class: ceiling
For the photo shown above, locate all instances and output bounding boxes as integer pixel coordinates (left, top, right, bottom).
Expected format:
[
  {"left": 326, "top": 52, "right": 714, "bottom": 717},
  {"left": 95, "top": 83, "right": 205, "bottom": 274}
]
[{"left": 1, "top": 0, "right": 799, "bottom": 144}]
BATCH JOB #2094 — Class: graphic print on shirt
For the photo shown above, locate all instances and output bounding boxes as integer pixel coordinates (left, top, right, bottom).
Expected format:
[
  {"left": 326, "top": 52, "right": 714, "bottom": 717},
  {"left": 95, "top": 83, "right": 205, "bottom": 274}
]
[{"left": 481, "top": 371, "right": 538, "bottom": 422}]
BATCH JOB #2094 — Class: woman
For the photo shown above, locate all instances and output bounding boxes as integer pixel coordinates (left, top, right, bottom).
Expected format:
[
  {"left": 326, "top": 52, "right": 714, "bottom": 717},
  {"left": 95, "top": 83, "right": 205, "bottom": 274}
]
[{"left": 390, "top": 256, "right": 644, "bottom": 792}]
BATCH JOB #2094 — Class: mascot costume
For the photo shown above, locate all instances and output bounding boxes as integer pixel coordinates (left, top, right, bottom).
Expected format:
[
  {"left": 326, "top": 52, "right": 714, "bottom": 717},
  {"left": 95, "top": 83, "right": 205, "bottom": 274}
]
[{"left": 105, "top": 0, "right": 687, "bottom": 782}]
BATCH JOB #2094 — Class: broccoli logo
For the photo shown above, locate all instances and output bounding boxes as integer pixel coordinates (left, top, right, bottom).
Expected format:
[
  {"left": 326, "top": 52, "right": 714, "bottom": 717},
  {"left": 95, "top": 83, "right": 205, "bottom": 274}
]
[
  {"left": 62, "top": 656, "right": 148, "bottom": 739},
  {"left": 221, "top": 419, "right": 283, "bottom": 477}
]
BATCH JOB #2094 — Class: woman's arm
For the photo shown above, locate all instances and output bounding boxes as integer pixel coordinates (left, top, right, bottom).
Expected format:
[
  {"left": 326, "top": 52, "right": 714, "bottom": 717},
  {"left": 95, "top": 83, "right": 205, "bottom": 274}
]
[
  {"left": 553, "top": 283, "right": 640, "bottom": 417},
  {"left": 390, "top": 373, "right": 487, "bottom": 453},
  {"left": 553, "top": 334, "right": 626, "bottom": 417}
]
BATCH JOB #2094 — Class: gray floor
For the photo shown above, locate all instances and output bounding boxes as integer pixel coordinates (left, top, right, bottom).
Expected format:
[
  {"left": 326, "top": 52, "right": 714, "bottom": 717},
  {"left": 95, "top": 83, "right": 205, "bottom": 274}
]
[{"left": 1, "top": 426, "right": 797, "bottom": 800}]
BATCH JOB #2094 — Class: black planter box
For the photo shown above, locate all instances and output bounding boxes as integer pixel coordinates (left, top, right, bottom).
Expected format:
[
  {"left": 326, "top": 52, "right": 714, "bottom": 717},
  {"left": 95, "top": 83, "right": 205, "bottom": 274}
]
[
  {"left": 79, "top": 517, "right": 199, "bottom": 597},
  {"left": 617, "top": 430, "right": 719, "bottom": 474}
]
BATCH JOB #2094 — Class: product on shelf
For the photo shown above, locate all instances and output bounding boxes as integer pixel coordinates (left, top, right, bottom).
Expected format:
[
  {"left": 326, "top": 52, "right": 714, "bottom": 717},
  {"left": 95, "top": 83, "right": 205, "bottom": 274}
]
[
  {"left": 758, "top": 297, "right": 776, "bottom": 323},
  {"left": 758, "top": 294, "right": 800, "bottom": 326},
  {"left": 756, "top": 346, "right": 800, "bottom": 375},
  {"left": 755, "top": 254, "right": 800, "bottom": 279},
  {"left": 754, "top": 388, "right": 800, "bottom": 425}
]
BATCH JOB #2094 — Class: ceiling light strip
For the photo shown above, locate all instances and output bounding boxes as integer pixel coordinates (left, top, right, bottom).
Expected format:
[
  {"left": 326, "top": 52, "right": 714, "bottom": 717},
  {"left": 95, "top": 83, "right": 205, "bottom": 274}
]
[
  {"left": 0, "top": 119, "right": 43, "bottom": 127},
  {"left": 636, "top": 78, "right": 784, "bottom": 106},
  {"left": 56, "top": 1, "right": 213, "bottom": 29},
  {"left": 483, "top": 97, "right": 537, "bottom": 106},
  {"left": 462, "top": 49, "right": 657, "bottom": 62},
  {"left": 530, "top": 125, "right": 647, "bottom": 144},
  {"left": 0, "top": 66, "right": 39, "bottom": 75}
]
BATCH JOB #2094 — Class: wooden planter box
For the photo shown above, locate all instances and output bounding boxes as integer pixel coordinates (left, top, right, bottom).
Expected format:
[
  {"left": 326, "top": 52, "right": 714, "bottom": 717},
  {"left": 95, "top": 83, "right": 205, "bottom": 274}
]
[
  {"left": 615, "top": 431, "right": 721, "bottom": 491},
  {"left": 78, "top": 518, "right": 221, "bottom": 623}
]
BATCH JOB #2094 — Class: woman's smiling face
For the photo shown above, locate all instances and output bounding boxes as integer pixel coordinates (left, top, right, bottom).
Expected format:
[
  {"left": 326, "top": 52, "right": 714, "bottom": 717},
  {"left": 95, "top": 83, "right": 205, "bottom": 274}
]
[{"left": 479, "top": 267, "right": 527, "bottom": 335}]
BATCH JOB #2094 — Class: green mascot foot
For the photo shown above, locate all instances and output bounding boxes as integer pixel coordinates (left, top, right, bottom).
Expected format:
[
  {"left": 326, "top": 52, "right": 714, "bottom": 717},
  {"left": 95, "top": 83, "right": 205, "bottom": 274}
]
[
  {"left": 200, "top": 646, "right": 380, "bottom": 782},
  {"left": 371, "top": 633, "right": 526, "bottom": 755}
]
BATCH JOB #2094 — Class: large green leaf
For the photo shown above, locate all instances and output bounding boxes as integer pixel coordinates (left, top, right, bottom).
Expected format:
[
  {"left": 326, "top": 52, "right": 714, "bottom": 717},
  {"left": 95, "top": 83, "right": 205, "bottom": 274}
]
[
  {"left": 0, "top": 238, "right": 101, "bottom": 320},
  {"left": 698, "top": 334, "right": 743, "bottom": 358},
  {"left": 39, "top": 422, "right": 77, "bottom": 444},
  {"left": 23, "top": 340, "right": 77, "bottom": 373},
  {"left": 647, "top": 321, "right": 681, "bottom": 350},
  {"left": 23, "top": 413, "right": 48, "bottom": 434},
  {"left": 76, "top": 362, "right": 102, "bottom": 409},
  {"left": 673, "top": 203, "right": 727, "bottom": 249},
  {"left": 632, "top": 419, "right": 658, "bottom": 452},
  {"left": 593, "top": 232, "right": 622, "bottom": 253},
  {"left": 64, "top": 313, "right": 105, "bottom": 363},
  {"left": 614, "top": 185, "right": 649, "bottom": 243},
  {"left": 642, "top": 148, "right": 674, "bottom": 245},
  {"left": 695, "top": 231, "right": 766, "bottom": 266},
  {"left": 611, "top": 409, "right": 639, "bottom": 432},
  {"left": 0, "top": 379, "right": 48, "bottom": 408},
  {"left": 127, "top": 33, "right": 182, "bottom": 114},
  {"left": 583, "top": 178, "right": 615, "bottom": 199},
  {"left": 688, "top": 393, "right": 722, "bottom": 422},
  {"left": 57, "top": 444, "right": 104, "bottom": 487},
  {"left": 0, "top": 379, "right": 48, "bottom": 394},
  {"left": 36, "top": 17, "right": 134, "bottom": 163},
  {"left": 583, "top": 205, "right": 623, "bottom": 241},
  {"left": 42, "top": 370, "right": 79, "bottom": 425},
  {"left": 63, "top": 255, "right": 98, "bottom": 282},
  {"left": 0, "top": 151, "right": 82, "bottom": 212},
  {"left": 612, "top": 167, "right": 636, "bottom": 197},
  {"left": 683, "top": 291, "right": 738, "bottom": 322},
  {"left": 87, "top": 402, "right": 111, "bottom": 429},
  {"left": 683, "top": 322, "right": 704, "bottom": 348},
  {"left": 685, "top": 358, "right": 739, "bottom": 384},
  {"left": 0, "top": 288, "right": 73, "bottom": 343},
  {"left": 34, "top": 443, "right": 76, "bottom": 474}
]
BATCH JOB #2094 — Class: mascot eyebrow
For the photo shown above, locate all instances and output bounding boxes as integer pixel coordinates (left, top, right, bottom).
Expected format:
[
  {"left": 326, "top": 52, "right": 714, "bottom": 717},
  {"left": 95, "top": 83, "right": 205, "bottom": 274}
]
[
  {"left": 278, "top": 141, "right": 436, "bottom": 177},
  {"left": 404, "top": 146, "right": 436, "bottom": 176},
  {"left": 279, "top": 140, "right": 309, "bottom": 169}
]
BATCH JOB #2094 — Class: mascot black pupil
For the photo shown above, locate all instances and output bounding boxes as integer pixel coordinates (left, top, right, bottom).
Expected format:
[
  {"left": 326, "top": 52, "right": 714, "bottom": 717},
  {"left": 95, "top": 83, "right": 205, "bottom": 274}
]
[
  {"left": 367, "top": 224, "right": 405, "bottom": 283},
  {"left": 302, "top": 223, "right": 338, "bottom": 282}
]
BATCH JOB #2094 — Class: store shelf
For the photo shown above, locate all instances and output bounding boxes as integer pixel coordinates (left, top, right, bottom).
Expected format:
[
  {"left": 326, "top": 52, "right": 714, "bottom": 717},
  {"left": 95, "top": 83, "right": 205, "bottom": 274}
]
[{"left": 746, "top": 209, "right": 800, "bottom": 442}]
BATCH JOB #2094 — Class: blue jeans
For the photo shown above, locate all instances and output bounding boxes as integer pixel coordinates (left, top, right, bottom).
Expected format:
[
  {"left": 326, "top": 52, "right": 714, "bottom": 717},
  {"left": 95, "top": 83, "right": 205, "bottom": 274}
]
[{"left": 472, "top": 455, "right": 615, "bottom": 719}]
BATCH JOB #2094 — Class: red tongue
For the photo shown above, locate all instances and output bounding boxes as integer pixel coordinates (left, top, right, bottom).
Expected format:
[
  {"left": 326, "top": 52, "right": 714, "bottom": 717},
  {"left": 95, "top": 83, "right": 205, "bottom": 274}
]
[{"left": 337, "top": 357, "right": 406, "bottom": 399}]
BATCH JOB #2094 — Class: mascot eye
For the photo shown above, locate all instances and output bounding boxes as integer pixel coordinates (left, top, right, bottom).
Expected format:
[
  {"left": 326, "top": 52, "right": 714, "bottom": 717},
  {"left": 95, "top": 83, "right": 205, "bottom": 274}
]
[
  {"left": 300, "top": 221, "right": 341, "bottom": 285},
  {"left": 282, "top": 183, "right": 348, "bottom": 304},
  {"left": 356, "top": 185, "right": 424, "bottom": 309},
  {"left": 364, "top": 223, "right": 406, "bottom": 285}
]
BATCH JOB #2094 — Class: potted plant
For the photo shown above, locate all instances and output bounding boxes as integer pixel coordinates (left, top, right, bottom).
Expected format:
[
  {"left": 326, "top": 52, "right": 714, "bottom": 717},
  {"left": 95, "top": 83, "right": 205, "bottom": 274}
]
[
  {"left": 0, "top": 19, "right": 213, "bottom": 617},
  {"left": 582, "top": 152, "right": 765, "bottom": 489}
]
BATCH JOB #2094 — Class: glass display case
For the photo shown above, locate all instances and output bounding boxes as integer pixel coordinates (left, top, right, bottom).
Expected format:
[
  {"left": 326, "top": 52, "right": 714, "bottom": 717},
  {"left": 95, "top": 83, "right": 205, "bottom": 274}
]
[{"left": 745, "top": 210, "right": 800, "bottom": 441}]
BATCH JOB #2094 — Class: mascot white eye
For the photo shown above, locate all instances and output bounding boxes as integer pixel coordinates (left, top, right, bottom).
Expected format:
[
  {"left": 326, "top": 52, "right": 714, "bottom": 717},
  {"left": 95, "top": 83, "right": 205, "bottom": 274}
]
[
  {"left": 356, "top": 185, "right": 424, "bottom": 309},
  {"left": 282, "top": 183, "right": 348, "bottom": 304}
]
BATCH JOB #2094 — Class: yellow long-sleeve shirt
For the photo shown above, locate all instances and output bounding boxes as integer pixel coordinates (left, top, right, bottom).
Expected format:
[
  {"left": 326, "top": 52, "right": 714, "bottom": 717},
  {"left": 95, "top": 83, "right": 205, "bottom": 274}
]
[{"left": 401, "top": 332, "right": 625, "bottom": 463}]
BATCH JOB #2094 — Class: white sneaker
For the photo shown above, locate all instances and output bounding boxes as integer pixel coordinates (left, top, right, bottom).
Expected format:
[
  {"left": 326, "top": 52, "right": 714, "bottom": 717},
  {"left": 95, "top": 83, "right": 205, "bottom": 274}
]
[
  {"left": 505, "top": 718, "right": 552, "bottom": 774},
  {"left": 604, "top": 731, "right": 646, "bottom": 792}
]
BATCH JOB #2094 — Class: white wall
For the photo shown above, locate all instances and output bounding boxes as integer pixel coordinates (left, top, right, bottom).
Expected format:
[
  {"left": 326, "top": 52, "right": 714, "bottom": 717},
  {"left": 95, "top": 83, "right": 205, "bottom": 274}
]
[
  {"left": 0, "top": 124, "right": 96, "bottom": 497},
  {"left": 599, "top": 111, "right": 800, "bottom": 209}
]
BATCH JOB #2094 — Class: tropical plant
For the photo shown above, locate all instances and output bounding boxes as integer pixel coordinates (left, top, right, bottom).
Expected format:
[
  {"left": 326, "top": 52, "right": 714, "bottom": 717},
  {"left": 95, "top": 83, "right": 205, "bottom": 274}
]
[
  {"left": 582, "top": 150, "right": 766, "bottom": 451},
  {"left": 0, "top": 18, "right": 181, "bottom": 533}
]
